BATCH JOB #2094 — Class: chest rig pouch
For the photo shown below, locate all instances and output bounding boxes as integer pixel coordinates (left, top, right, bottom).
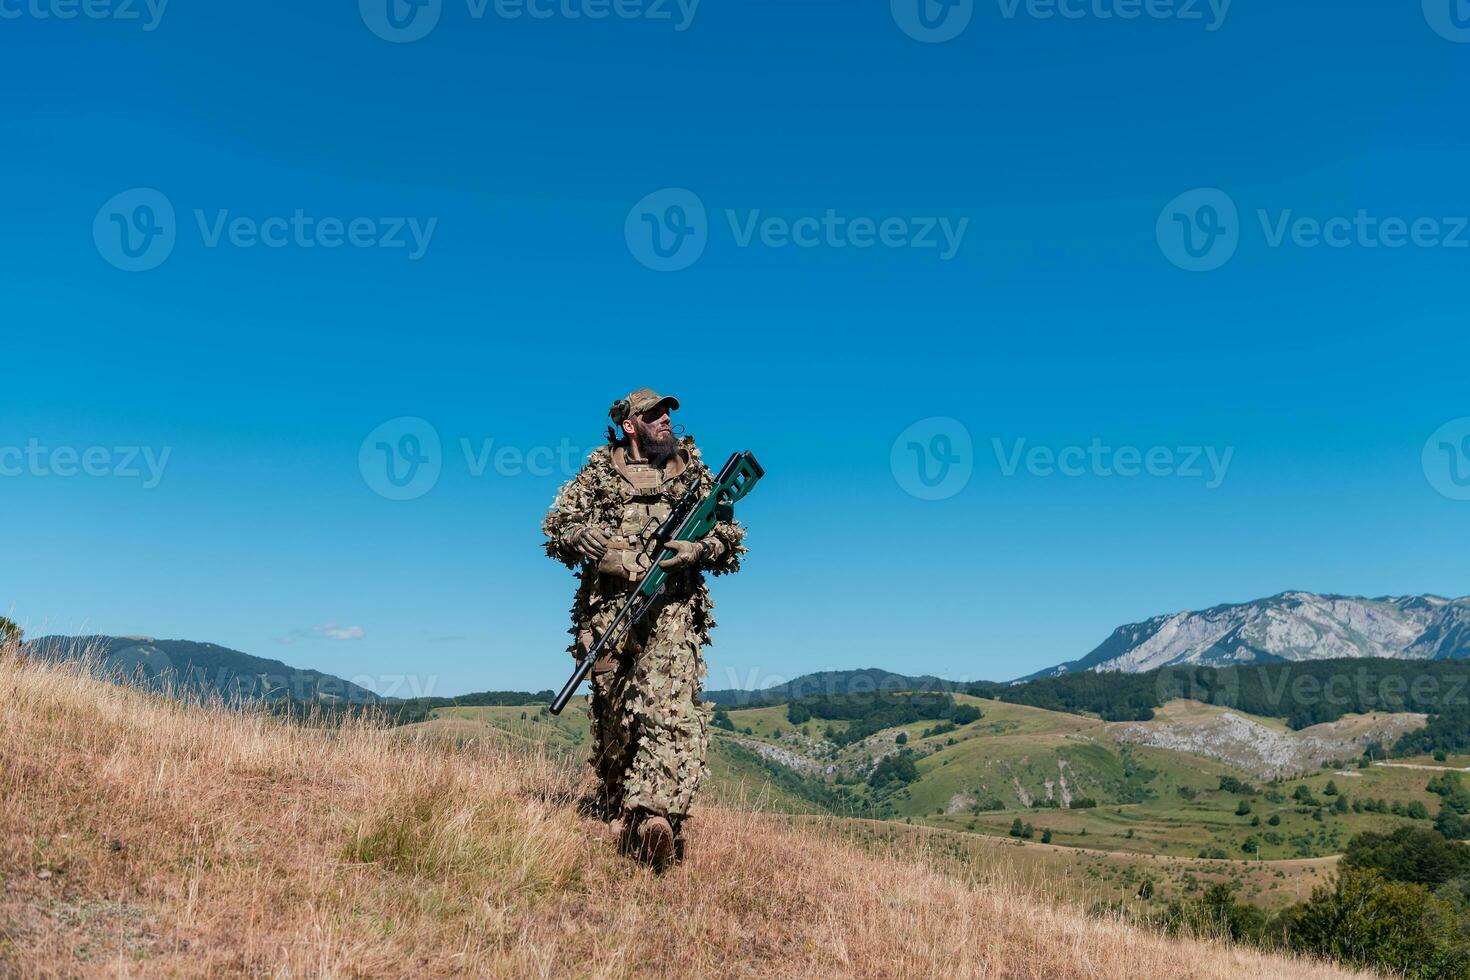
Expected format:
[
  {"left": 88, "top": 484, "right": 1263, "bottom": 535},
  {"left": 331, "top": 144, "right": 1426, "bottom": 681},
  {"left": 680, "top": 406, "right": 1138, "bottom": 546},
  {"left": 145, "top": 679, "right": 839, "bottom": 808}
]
[{"left": 596, "top": 449, "right": 687, "bottom": 587}]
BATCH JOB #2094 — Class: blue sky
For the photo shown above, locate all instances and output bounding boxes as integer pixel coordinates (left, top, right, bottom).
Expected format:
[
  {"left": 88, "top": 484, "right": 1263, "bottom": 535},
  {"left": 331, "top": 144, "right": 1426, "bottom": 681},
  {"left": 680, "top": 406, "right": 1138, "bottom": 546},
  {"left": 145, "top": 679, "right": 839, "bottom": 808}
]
[{"left": 3, "top": 0, "right": 1469, "bottom": 695}]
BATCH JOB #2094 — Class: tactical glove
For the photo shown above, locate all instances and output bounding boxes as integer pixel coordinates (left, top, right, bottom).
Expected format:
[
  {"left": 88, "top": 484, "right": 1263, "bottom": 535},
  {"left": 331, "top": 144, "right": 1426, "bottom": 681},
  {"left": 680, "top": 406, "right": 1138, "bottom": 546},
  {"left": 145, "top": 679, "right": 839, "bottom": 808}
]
[
  {"left": 567, "top": 526, "right": 610, "bottom": 561},
  {"left": 658, "top": 538, "right": 710, "bottom": 571}
]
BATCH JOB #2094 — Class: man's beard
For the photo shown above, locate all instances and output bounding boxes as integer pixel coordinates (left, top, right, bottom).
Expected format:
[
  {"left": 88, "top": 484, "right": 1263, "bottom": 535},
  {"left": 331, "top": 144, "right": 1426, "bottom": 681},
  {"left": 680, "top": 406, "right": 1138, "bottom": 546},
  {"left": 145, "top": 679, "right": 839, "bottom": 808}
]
[{"left": 633, "top": 421, "right": 678, "bottom": 465}]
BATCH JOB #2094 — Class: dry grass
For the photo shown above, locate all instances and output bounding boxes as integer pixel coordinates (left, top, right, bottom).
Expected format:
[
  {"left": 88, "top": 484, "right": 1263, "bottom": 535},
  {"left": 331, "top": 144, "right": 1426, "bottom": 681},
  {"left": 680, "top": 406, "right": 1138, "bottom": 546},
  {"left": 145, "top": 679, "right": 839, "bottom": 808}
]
[{"left": 0, "top": 642, "right": 1373, "bottom": 978}]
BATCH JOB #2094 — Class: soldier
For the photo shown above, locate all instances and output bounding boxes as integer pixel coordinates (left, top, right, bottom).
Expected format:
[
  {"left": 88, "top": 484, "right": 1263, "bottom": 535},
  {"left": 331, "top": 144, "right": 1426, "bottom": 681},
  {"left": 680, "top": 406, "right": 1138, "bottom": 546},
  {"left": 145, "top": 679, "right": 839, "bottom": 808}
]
[{"left": 542, "top": 388, "right": 746, "bottom": 870}]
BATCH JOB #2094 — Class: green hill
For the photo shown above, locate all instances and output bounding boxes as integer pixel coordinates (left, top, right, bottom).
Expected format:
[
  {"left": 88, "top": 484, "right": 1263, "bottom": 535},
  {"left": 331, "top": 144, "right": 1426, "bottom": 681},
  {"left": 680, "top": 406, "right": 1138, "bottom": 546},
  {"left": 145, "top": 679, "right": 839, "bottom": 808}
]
[
  {"left": 24, "top": 635, "right": 380, "bottom": 704},
  {"left": 703, "top": 667, "right": 961, "bottom": 706}
]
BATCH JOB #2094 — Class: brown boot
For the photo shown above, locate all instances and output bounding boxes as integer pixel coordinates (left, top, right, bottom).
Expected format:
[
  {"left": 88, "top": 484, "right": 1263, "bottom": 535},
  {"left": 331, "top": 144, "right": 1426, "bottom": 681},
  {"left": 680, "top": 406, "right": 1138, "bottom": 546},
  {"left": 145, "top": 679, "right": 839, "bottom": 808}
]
[{"left": 635, "top": 814, "right": 676, "bottom": 873}]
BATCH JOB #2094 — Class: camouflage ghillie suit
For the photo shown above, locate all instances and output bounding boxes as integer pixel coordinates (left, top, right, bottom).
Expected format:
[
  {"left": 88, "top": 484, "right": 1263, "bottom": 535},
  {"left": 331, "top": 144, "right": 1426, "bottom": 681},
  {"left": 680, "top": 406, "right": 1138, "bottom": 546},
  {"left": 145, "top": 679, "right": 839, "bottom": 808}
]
[{"left": 542, "top": 436, "right": 745, "bottom": 826}]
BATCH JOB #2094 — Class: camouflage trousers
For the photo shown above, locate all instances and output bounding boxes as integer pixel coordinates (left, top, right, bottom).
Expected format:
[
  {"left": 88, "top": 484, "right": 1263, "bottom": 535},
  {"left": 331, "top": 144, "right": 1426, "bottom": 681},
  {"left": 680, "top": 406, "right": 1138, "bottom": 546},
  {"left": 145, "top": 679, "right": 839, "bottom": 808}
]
[{"left": 585, "top": 595, "right": 711, "bottom": 820}]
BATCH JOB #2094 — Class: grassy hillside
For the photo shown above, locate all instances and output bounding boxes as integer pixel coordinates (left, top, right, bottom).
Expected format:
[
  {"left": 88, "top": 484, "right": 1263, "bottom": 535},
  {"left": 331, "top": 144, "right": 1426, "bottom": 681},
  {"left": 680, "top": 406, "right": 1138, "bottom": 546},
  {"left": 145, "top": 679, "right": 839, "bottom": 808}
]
[
  {"left": 710, "top": 693, "right": 1435, "bottom": 862},
  {"left": 0, "top": 644, "right": 1365, "bottom": 978}
]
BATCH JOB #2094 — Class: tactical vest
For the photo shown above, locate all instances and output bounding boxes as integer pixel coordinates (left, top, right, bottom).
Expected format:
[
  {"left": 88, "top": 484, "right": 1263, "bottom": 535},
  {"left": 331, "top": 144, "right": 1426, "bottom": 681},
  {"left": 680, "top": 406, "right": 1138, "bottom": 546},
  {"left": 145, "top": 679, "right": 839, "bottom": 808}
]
[{"left": 597, "top": 446, "right": 694, "bottom": 589}]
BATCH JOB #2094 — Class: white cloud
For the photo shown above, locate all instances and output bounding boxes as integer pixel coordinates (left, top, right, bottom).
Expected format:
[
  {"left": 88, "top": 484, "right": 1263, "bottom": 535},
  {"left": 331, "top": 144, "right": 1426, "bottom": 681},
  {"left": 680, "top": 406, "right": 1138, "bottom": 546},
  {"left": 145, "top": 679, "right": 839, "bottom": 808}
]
[{"left": 280, "top": 622, "right": 366, "bottom": 644}]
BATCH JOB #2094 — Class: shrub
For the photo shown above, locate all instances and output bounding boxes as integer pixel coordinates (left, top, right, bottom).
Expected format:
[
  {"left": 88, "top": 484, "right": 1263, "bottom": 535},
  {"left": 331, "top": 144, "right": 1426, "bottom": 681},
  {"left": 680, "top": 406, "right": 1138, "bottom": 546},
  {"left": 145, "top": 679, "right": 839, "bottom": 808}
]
[
  {"left": 868, "top": 751, "right": 920, "bottom": 789},
  {"left": 1161, "top": 882, "right": 1266, "bottom": 942},
  {"left": 1219, "top": 776, "right": 1257, "bottom": 795},
  {"left": 1286, "top": 869, "right": 1470, "bottom": 979},
  {"left": 1436, "top": 807, "right": 1470, "bottom": 841},
  {"left": 1235, "top": 801, "right": 1252, "bottom": 816},
  {"left": 952, "top": 703, "right": 983, "bottom": 725},
  {"left": 1428, "top": 773, "right": 1470, "bottom": 814},
  {"left": 1343, "top": 826, "right": 1470, "bottom": 888}
]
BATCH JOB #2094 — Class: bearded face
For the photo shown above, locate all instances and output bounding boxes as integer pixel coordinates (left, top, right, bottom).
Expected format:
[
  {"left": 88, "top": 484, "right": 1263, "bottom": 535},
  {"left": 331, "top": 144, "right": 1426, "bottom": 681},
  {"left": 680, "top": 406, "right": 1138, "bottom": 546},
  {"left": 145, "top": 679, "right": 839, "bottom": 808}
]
[{"left": 628, "top": 410, "right": 677, "bottom": 465}]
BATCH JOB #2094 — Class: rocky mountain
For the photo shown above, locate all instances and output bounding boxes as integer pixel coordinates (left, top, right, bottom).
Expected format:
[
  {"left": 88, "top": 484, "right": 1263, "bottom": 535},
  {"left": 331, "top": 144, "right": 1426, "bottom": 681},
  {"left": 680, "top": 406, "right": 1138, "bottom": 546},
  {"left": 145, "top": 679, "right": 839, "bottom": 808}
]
[
  {"left": 24, "top": 635, "right": 380, "bottom": 704},
  {"left": 1033, "top": 592, "right": 1470, "bottom": 678}
]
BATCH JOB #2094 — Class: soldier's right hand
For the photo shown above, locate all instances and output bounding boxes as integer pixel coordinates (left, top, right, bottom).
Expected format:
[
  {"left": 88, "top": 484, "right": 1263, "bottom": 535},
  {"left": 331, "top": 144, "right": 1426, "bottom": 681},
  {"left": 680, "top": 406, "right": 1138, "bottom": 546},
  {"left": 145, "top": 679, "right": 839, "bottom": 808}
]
[{"left": 570, "top": 527, "right": 610, "bottom": 560}]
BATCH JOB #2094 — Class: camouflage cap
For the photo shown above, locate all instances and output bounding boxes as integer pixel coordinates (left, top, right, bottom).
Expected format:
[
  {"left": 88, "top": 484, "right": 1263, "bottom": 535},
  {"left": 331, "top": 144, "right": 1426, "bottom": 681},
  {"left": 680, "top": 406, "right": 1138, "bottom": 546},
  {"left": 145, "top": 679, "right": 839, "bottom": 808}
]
[{"left": 610, "top": 387, "right": 680, "bottom": 425}]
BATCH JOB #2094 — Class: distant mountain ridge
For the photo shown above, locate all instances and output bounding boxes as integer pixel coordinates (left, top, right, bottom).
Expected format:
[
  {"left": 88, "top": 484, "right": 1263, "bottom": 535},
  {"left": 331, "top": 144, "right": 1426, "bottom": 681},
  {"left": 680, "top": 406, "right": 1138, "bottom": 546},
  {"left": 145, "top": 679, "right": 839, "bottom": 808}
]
[
  {"left": 24, "top": 635, "right": 381, "bottom": 704},
  {"left": 1031, "top": 592, "right": 1470, "bottom": 678},
  {"left": 703, "top": 667, "right": 961, "bottom": 706}
]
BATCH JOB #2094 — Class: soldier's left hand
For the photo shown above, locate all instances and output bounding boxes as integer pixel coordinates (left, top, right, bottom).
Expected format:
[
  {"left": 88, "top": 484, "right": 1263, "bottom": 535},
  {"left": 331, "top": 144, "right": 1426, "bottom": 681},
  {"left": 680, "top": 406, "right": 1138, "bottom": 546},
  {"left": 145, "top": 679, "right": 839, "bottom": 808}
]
[{"left": 657, "top": 539, "right": 705, "bottom": 571}]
